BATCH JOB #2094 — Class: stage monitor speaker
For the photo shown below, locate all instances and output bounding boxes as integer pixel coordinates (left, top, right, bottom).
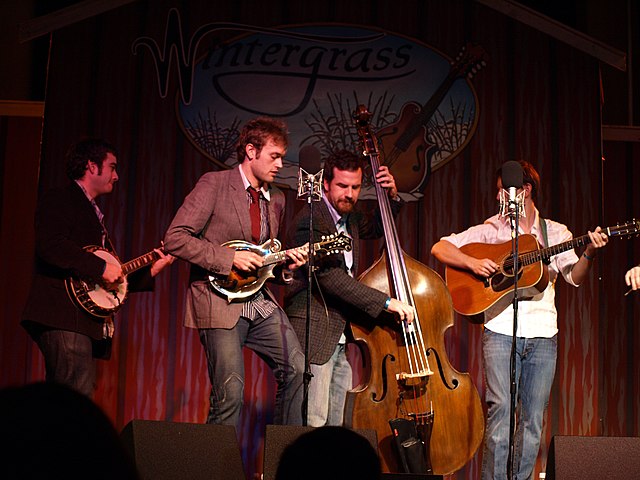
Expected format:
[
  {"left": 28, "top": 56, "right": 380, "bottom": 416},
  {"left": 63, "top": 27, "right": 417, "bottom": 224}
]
[
  {"left": 546, "top": 435, "right": 640, "bottom": 479},
  {"left": 120, "top": 419, "right": 245, "bottom": 480},
  {"left": 262, "top": 425, "right": 378, "bottom": 480}
]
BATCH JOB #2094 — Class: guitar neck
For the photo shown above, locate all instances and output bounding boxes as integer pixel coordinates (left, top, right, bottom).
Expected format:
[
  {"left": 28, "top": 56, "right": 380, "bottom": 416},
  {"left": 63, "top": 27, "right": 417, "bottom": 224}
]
[
  {"left": 122, "top": 250, "right": 160, "bottom": 275},
  {"left": 419, "top": 75, "right": 457, "bottom": 124},
  {"left": 520, "top": 234, "right": 591, "bottom": 265},
  {"left": 401, "top": 74, "right": 457, "bottom": 144},
  {"left": 541, "top": 234, "right": 593, "bottom": 260}
]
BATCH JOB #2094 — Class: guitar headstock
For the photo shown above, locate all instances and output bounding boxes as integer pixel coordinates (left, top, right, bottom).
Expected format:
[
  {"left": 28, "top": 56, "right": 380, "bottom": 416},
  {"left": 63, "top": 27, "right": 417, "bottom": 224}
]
[
  {"left": 606, "top": 219, "right": 640, "bottom": 238},
  {"left": 315, "top": 232, "right": 353, "bottom": 256},
  {"left": 451, "top": 42, "right": 489, "bottom": 80}
]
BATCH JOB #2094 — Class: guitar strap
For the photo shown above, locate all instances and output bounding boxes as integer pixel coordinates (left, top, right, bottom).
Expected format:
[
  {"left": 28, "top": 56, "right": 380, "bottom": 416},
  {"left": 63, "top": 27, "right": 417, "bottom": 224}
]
[
  {"left": 539, "top": 215, "right": 551, "bottom": 265},
  {"left": 538, "top": 215, "right": 549, "bottom": 247}
]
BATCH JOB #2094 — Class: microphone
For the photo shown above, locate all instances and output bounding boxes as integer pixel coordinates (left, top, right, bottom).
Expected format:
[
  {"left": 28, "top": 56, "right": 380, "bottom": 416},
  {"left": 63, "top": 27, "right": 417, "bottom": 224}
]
[
  {"left": 297, "top": 145, "right": 323, "bottom": 201},
  {"left": 500, "top": 161, "right": 525, "bottom": 219}
]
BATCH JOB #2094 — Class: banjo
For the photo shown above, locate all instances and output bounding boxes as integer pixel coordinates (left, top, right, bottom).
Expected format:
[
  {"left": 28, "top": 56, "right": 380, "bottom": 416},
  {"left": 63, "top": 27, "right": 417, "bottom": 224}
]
[{"left": 65, "top": 245, "right": 160, "bottom": 317}]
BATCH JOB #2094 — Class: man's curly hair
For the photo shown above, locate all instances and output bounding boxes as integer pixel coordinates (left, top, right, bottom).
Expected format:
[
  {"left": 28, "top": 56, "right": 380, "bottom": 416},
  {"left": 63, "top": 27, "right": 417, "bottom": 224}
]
[
  {"left": 65, "top": 138, "right": 118, "bottom": 180},
  {"left": 323, "top": 149, "right": 365, "bottom": 183},
  {"left": 235, "top": 117, "right": 288, "bottom": 162}
]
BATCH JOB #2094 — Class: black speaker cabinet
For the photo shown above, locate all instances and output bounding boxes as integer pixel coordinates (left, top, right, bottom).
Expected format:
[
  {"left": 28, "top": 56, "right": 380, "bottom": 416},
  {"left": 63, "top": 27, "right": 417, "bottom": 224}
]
[
  {"left": 120, "top": 419, "right": 245, "bottom": 480},
  {"left": 546, "top": 435, "right": 640, "bottom": 479},
  {"left": 262, "top": 425, "right": 378, "bottom": 480}
]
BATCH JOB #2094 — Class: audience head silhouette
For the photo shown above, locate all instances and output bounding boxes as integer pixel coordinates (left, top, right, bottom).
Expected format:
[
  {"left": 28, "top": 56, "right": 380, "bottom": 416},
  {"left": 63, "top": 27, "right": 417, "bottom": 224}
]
[
  {"left": 0, "top": 382, "right": 139, "bottom": 479},
  {"left": 275, "top": 426, "right": 381, "bottom": 480}
]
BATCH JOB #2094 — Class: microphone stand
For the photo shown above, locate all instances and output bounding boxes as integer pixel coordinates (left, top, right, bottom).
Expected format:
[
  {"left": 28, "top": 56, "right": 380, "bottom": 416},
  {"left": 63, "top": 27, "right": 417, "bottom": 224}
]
[
  {"left": 302, "top": 193, "right": 314, "bottom": 426},
  {"left": 298, "top": 169, "right": 322, "bottom": 426},
  {"left": 506, "top": 198, "right": 520, "bottom": 480}
]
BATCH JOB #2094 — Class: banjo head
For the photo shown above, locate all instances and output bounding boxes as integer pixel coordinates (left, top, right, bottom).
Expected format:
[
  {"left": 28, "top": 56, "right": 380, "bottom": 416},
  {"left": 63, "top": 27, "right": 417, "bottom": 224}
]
[{"left": 67, "top": 247, "right": 129, "bottom": 317}]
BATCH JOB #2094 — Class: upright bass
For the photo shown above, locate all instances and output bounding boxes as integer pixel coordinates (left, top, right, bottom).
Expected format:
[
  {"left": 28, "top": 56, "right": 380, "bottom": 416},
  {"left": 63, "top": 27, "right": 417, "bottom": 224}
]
[{"left": 344, "top": 106, "right": 484, "bottom": 475}]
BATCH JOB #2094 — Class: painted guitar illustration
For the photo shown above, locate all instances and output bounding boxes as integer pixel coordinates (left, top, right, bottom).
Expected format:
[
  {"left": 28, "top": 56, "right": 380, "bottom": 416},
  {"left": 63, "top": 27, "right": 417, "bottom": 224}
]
[
  {"left": 445, "top": 220, "right": 640, "bottom": 316},
  {"left": 376, "top": 43, "right": 488, "bottom": 192},
  {"left": 209, "top": 232, "right": 352, "bottom": 302},
  {"left": 65, "top": 246, "right": 161, "bottom": 317}
]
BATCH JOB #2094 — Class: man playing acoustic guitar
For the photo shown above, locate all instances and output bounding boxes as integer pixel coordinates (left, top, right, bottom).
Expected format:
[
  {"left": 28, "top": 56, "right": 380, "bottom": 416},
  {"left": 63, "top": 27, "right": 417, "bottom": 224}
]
[
  {"left": 431, "top": 160, "right": 608, "bottom": 480},
  {"left": 21, "top": 138, "right": 174, "bottom": 398},
  {"left": 164, "top": 117, "right": 307, "bottom": 427}
]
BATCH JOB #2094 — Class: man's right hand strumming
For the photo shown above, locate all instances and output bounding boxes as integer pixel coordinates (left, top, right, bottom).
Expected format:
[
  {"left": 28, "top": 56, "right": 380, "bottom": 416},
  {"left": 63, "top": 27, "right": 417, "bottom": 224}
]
[{"left": 102, "top": 262, "right": 124, "bottom": 284}]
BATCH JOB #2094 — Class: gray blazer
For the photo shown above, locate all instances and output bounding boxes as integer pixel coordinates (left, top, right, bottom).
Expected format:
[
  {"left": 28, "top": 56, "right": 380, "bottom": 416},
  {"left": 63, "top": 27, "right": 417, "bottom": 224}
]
[{"left": 164, "top": 166, "right": 285, "bottom": 329}]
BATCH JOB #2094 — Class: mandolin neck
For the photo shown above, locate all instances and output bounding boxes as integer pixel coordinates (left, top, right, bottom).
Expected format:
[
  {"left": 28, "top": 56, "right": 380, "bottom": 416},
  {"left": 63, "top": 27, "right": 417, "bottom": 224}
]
[{"left": 264, "top": 244, "right": 309, "bottom": 266}]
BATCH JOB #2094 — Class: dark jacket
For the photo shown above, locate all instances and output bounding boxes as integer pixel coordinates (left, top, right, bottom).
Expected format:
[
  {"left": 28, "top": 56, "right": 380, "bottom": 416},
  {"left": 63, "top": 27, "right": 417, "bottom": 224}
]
[
  {"left": 21, "top": 182, "right": 152, "bottom": 343},
  {"left": 284, "top": 199, "right": 402, "bottom": 365}
]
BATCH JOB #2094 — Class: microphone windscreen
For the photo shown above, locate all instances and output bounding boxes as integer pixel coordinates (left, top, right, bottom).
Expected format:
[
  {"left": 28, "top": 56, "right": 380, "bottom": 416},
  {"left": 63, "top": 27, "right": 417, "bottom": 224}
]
[
  {"left": 501, "top": 161, "right": 523, "bottom": 188},
  {"left": 299, "top": 145, "right": 322, "bottom": 174}
]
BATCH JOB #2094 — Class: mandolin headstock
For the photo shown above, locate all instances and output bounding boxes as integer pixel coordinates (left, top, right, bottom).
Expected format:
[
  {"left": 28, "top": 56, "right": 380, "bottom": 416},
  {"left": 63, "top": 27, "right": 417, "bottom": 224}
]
[{"left": 315, "top": 232, "right": 353, "bottom": 257}]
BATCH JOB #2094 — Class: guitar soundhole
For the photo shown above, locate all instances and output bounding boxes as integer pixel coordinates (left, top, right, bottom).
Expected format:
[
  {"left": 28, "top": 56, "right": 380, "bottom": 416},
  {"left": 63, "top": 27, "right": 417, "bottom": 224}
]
[
  {"left": 490, "top": 267, "right": 524, "bottom": 293},
  {"left": 490, "top": 273, "right": 511, "bottom": 292}
]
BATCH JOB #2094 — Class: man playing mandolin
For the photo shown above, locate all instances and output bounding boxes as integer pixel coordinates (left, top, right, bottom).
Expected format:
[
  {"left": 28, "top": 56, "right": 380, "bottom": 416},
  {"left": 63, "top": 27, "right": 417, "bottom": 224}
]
[
  {"left": 431, "top": 160, "right": 608, "bottom": 480},
  {"left": 164, "top": 117, "right": 307, "bottom": 427},
  {"left": 21, "top": 138, "right": 174, "bottom": 398}
]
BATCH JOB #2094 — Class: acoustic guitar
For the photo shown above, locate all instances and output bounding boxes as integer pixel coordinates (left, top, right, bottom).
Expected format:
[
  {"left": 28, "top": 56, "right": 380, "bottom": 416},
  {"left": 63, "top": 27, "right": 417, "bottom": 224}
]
[
  {"left": 65, "top": 246, "right": 161, "bottom": 317},
  {"left": 445, "top": 220, "right": 640, "bottom": 316},
  {"left": 208, "top": 232, "right": 352, "bottom": 302}
]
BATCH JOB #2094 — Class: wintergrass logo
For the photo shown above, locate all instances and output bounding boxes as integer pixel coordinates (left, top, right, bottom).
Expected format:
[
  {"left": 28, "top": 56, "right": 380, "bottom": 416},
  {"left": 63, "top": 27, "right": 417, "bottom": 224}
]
[{"left": 134, "top": 9, "right": 485, "bottom": 198}]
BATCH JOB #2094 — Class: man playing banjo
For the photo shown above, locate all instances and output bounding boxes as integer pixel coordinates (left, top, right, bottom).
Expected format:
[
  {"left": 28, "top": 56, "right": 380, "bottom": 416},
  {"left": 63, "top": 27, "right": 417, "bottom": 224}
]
[{"left": 21, "top": 138, "right": 174, "bottom": 398}]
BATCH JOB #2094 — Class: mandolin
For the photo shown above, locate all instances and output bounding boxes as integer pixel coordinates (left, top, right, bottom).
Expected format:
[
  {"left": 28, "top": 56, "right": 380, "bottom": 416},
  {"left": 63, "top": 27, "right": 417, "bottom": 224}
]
[
  {"left": 208, "top": 232, "right": 352, "bottom": 302},
  {"left": 376, "top": 43, "right": 488, "bottom": 192}
]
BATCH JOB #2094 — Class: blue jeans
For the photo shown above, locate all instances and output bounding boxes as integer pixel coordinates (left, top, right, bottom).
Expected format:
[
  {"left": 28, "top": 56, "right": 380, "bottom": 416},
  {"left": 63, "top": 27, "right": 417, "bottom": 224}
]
[
  {"left": 308, "top": 343, "right": 352, "bottom": 427},
  {"left": 481, "top": 330, "right": 557, "bottom": 480},
  {"left": 34, "top": 329, "right": 96, "bottom": 397},
  {"left": 199, "top": 308, "right": 304, "bottom": 427}
]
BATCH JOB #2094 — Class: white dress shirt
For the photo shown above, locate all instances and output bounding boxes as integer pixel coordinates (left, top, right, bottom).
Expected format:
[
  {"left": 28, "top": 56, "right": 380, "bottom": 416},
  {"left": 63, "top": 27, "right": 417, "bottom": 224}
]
[{"left": 440, "top": 209, "right": 580, "bottom": 338}]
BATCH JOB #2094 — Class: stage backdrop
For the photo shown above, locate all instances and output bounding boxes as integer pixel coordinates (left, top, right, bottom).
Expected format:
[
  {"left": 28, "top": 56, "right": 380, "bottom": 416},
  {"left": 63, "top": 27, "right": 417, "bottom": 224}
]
[{"left": 2, "top": 1, "right": 639, "bottom": 479}]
